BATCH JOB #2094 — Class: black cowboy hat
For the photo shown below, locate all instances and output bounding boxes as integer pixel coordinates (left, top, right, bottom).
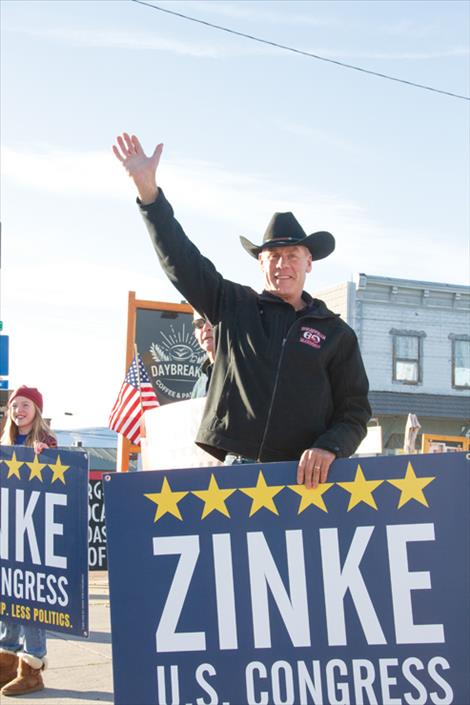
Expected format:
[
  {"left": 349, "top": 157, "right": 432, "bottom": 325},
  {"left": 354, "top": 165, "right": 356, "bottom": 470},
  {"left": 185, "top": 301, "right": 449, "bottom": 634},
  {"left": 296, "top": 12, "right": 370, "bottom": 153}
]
[{"left": 240, "top": 211, "right": 335, "bottom": 260}]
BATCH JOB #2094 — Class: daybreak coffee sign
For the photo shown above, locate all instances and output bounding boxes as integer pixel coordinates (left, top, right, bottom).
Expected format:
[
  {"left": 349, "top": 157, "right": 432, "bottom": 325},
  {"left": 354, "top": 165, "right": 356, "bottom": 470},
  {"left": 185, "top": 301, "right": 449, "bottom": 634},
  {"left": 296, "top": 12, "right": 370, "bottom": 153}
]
[
  {"left": 136, "top": 308, "right": 205, "bottom": 405},
  {"left": 104, "top": 453, "right": 469, "bottom": 705},
  {"left": 0, "top": 446, "right": 89, "bottom": 637}
]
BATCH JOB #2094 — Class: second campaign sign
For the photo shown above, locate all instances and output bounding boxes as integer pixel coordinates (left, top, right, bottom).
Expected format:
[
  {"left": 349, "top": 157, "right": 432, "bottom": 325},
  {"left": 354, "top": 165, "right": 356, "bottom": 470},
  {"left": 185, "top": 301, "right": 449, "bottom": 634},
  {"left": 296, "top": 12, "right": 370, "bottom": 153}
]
[
  {"left": 104, "top": 453, "right": 469, "bottom": 705},
  {"left": 0, "top": 445, "right": 89, "bottom": 637}
]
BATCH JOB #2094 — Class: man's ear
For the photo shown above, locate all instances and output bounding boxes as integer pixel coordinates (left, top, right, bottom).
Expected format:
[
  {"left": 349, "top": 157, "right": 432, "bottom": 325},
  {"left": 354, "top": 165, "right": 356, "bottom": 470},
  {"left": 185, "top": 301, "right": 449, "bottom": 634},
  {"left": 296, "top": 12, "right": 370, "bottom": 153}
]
[{"left": 299, "top": 245, "right": 312, "bottom": 272}]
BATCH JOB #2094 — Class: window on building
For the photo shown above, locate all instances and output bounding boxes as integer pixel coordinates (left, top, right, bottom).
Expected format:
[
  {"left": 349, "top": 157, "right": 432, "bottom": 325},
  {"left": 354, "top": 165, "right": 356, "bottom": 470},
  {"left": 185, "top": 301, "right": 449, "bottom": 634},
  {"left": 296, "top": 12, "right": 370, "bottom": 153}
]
[
  {"left": 392, "top": 334, "right": 422, "bottom": 384},
  {"left": 452, "top": 338, "right": 470, "bottom": 388}
]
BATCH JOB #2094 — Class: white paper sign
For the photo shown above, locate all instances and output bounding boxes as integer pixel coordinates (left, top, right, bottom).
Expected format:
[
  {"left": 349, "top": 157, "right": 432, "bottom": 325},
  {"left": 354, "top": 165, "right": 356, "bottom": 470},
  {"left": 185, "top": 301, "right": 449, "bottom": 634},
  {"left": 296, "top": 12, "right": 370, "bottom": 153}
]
[{"left": 140, "top": 398, "right": 222, "bottom": 470}]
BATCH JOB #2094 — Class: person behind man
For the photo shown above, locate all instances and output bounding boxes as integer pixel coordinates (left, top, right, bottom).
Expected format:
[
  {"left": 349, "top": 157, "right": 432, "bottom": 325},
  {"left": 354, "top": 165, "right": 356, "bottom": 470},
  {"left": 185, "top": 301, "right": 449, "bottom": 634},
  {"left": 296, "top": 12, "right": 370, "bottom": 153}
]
[
  {"left": 113, "top": 133, "right": 371, "bottom": 488},
  {"left": 191, "top": 310, "right": 215, "bottom": 399}
]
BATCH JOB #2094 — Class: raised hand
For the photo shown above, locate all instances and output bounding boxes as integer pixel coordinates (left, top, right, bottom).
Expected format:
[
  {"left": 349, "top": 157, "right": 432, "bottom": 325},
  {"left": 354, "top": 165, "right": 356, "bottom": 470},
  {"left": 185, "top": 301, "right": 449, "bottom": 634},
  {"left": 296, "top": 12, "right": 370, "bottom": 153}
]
[{"left": 113, "top": 133, "right": 163, "bottom": 205}]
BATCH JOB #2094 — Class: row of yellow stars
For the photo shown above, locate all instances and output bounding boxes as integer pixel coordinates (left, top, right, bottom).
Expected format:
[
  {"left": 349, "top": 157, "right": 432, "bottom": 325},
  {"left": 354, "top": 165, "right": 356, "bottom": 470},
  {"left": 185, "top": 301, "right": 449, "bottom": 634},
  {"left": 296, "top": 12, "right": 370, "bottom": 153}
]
[
  {"left": 144, "top": 463, "right": 435, "bottom": 522},
  {"left": 0, "top": 452, "right": 71, "bottom": 484}
]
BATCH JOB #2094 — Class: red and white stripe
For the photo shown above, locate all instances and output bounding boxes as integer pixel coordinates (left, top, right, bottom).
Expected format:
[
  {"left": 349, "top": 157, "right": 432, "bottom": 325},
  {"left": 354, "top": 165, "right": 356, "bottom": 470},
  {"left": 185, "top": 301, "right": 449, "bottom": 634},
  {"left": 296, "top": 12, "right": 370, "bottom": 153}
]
[{"left": 109, "top": 382, "right": 159, "bottom": 445}]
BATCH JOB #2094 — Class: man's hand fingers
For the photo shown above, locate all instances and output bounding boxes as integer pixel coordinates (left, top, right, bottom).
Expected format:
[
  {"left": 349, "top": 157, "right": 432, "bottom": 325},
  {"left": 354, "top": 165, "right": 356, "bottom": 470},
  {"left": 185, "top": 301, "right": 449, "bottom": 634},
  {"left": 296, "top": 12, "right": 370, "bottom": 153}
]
[
  {"left": 298, "top": 451, "right": 320, "bottom": 489},
  {"left": 320, "top": 464, "right": 330, "bottom": 484},
  {"left": 312, "top": 461, "right": 322, "bottom": 489},
  {"left": 112, "top": 145, "right": 124, "bottom": 162},
  {"left": 123, "top": 132, "right": 133, "bottom": 152},
  {"left": 305, "top": 466, "right": 314, "bottom": 489},
  {"left": 151, "top": 143, "right": 164, "bottom": 168},
  {"left": 154, "top": 142, "right": 164, "bottom": 159},
  {"left": 115, "top": 133, "right": 136, "bottom": 158},
  {"left": 297, "top": 449, "right": 336, "bottom": 488},
  {"left": 113, "top": 135, "right": 128, "bottom": 157},
  {"left": 131, "top": 134, "right": 143, "bottom": 153},
  {"left": 296, "top": 459, "right": 305, "bottom": 485}
]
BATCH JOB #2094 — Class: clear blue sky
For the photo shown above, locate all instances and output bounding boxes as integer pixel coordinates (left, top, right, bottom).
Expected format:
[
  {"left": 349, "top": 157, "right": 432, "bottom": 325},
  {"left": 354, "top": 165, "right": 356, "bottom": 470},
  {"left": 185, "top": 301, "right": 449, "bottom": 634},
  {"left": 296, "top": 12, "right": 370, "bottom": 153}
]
[{"left": 1, "top": 0, "right": 469, "bottom": 428}]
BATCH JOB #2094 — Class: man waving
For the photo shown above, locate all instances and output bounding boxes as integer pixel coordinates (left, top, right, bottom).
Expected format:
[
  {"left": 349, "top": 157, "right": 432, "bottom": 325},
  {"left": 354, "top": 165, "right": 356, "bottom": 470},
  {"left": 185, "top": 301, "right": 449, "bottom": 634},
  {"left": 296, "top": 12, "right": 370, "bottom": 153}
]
[{"left": 113, "top": 133, "right": 371, "bottom": 487}]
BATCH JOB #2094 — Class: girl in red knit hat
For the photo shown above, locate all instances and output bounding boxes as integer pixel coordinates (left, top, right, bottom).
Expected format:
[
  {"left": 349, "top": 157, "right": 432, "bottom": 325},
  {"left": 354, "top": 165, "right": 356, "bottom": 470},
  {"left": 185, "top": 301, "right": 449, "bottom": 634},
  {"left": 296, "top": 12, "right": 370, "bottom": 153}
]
[
  {"left": 1, "top": 385, "right": 56, "bottom": 452},
  {"left": 0, "top": 385, "right": 57, "bottom": 697}
]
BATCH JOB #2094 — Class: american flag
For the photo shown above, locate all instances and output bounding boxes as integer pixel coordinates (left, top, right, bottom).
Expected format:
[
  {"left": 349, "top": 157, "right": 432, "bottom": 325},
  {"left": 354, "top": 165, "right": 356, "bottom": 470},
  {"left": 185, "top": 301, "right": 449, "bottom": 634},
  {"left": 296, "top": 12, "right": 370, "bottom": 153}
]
[{"left": 109, "top": 354, "right": 160, "bottom": 445}]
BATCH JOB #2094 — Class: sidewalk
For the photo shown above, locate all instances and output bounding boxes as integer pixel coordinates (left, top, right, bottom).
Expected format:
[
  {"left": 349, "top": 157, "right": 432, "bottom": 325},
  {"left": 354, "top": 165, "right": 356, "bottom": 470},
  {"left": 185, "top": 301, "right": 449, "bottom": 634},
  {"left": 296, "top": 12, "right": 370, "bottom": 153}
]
[{"left": 14, "top": 572, "right": 114, "bottom": 705}]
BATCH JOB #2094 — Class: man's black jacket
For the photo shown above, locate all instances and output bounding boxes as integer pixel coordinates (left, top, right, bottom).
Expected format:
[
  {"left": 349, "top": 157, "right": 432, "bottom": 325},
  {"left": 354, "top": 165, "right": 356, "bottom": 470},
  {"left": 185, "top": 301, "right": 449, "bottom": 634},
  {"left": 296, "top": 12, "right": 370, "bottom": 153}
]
[{"left": 140, "top": 191, "right": 371, "bottom": 462}]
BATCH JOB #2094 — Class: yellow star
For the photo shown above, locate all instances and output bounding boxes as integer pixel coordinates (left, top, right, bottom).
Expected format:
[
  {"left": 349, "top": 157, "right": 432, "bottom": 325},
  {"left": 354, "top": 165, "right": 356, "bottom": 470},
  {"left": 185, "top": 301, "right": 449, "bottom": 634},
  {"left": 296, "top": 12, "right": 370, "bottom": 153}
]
[
  {"left": 49, "top": 455, "right": 71, "bottom": 485},
  {"left": 337, "top": 465, "right": 383, "bottom": 511},
  {"left": 288, "top": 482, "right": 334, "bottom": 513},
  {"left": 144, "top": 477, "right": 188, "bottom": 522},
  {"left": 192, "top": 474, "right": 236, "bottom": 519},
  {"left": 388, "top": 462, "right": 435, "bottom": 509},
  {"left": 4, "top": 451, "right": 24, "bottom": 480},
  {"left": 26, "top": 455, "right": 47, "bottom": 482},
  {"left": 239, "top": 470, "right": 284, "bottom": 517}
]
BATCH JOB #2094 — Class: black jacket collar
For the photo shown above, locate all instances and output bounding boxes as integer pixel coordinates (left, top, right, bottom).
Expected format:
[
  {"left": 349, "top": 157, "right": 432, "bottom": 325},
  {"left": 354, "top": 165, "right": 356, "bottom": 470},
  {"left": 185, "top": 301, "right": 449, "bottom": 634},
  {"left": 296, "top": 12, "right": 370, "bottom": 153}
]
[{"left": 258, "top": 290, "right": 338, "bottom": 319}]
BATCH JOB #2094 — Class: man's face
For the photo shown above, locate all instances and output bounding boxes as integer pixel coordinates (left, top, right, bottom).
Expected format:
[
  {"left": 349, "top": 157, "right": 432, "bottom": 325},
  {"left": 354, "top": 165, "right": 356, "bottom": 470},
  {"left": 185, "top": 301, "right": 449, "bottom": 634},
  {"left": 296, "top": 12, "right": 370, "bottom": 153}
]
[
  {"left": 192, "top": 312, "right": 214, "bottom": 356},
  {"left": 259, "top": 245, "right": 312, "bottom": 305}
]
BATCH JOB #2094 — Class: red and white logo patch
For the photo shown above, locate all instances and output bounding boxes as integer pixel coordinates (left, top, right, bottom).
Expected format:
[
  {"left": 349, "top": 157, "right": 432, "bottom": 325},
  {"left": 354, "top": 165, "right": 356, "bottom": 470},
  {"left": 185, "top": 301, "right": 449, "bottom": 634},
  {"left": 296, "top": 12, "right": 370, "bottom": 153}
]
[{"left": 299, "top": 326, "right": 326, "bottom": 349}]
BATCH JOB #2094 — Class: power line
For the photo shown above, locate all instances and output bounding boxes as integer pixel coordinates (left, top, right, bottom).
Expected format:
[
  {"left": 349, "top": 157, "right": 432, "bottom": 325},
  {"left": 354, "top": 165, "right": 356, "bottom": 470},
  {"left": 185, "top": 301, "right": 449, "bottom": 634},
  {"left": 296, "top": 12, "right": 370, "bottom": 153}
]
[{"left": 131, "top": 0, "right": 469, "bottom": 102}]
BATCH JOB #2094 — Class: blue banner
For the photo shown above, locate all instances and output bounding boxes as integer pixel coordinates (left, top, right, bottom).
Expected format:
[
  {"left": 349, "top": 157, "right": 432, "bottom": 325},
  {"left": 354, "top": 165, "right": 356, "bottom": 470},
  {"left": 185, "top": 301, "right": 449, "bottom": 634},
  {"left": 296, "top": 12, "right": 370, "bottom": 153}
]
[
  {"left": 0, "top": 334, "right": 9, "bottom": 375},
  {"left": 0, "top": 445, "right": 89, "bottom": 637},
  {"left": 104, "top": 453, "right": 469, "bottom": 705}
]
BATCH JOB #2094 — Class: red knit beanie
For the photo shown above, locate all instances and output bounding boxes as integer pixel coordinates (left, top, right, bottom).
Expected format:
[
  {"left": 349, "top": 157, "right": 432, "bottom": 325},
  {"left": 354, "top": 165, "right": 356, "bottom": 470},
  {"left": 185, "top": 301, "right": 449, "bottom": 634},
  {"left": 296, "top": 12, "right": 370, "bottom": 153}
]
[{"left": 9, "top": 386, "right": 44, "bottom": 413}]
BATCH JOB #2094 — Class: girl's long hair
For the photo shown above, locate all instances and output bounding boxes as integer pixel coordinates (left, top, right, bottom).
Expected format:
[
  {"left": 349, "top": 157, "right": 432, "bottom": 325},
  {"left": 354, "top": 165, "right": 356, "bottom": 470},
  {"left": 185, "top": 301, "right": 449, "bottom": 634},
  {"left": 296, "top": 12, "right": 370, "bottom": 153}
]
[{"left": 0, "top": 403, "right": 56, "bottom": 447}]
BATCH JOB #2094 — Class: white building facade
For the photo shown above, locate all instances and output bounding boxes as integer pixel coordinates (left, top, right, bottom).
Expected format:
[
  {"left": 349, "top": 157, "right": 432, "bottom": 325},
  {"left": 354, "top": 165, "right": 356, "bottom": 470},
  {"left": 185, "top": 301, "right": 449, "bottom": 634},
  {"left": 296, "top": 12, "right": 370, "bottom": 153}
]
[{"left": 314, "top": 274, "right": 470, "bottom": 451}]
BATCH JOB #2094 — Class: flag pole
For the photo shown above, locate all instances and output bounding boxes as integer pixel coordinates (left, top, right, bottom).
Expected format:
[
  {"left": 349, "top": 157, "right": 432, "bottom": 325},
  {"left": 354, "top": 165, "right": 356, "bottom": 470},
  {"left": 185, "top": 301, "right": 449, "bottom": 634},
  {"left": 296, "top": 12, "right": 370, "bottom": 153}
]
[{"left": 134, "top": 343, "right": 147, "bottom": 440}]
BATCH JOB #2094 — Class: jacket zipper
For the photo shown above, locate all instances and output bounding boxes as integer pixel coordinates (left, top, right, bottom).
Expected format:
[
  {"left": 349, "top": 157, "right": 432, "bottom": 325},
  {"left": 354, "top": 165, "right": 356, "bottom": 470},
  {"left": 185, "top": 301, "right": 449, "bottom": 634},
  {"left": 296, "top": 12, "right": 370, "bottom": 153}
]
[{"left": 256, "top": 316, "right": 301, "bottom": 461}]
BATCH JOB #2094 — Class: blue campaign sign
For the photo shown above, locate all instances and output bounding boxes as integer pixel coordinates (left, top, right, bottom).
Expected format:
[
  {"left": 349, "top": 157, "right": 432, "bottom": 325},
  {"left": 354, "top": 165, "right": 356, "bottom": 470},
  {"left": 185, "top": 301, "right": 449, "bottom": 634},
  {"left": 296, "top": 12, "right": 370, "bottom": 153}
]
[
  {"left": 104, "top": 453, "right": 470, "bottom": 705},
  {"left": 0, "top": 334, "right": 9, "bottom": 375},
  {"left": 0, "top": 445, "right": 89, "bottom": 637}
]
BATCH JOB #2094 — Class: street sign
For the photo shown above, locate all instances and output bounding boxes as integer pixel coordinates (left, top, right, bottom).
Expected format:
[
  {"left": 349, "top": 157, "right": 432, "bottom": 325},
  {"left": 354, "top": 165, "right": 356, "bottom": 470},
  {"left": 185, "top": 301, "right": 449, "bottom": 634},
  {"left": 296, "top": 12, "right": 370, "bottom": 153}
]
[{"left": 0, "top": 334, "right": 9, "bottom": 375}]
